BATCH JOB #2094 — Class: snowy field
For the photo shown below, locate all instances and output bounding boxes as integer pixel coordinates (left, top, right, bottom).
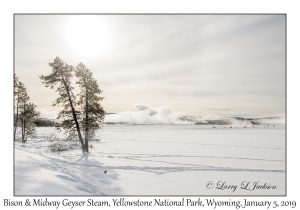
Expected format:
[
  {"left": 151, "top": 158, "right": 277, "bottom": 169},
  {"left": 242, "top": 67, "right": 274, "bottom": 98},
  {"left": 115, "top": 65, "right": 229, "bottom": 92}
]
[{"left": 14, "top": 124, "right": 285, "bottom": 196}]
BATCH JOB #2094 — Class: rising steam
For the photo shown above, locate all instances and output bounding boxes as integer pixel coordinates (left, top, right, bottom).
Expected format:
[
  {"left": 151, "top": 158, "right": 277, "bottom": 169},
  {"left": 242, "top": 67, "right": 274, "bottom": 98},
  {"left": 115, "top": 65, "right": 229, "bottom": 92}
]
[
  {"left": 104, "top": 104, "right": 285, "bottom": 125},
  {"left": 104, "top": 104, "right": 190, "bottom": 124}
]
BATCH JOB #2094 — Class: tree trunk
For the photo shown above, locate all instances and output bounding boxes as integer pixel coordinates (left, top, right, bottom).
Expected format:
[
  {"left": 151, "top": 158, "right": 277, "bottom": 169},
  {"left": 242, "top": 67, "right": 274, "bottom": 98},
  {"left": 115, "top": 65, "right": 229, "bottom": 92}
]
[
  {"left": 21, "top": 119, "right": 24, "bottom": 143},
  {"left": 61, "top": 76, "right": 85, "bottom": 152},
  {"left": 22, "top": 102, "right": 25, "bottom": 143},
  {"left": 14, "top": 92, "right": 20, "bottom": 141},
  {"left": 23, "top": 120, "right": 26, "bottom": 143},
  {"left": 85, "top": 87, "right": 89, "bottom": 153}
]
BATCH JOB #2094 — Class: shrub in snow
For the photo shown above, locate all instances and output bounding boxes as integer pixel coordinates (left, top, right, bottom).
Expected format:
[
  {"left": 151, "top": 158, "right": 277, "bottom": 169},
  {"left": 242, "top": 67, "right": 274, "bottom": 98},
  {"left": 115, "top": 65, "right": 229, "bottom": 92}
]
[
  {"left": 48, "top": 141, "right": 76, "bottom": 153},
  {"left": 44, "top": 133, "right": 58, "bottom": 141}
]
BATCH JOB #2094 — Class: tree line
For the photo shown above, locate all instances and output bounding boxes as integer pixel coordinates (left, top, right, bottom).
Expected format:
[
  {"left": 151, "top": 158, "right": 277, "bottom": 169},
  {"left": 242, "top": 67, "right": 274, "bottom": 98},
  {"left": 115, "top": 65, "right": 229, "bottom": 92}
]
[
  {"left": 34, "top": 118, "right": 61, "bottom": 127},
  {"left": 14, "top": 56, "right": 105, "bottom": 153}
]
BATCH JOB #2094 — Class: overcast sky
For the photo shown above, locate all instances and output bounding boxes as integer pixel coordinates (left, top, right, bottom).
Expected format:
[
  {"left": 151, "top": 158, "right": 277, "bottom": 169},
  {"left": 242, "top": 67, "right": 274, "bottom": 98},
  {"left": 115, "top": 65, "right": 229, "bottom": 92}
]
[{"left": 15, "top": 15, "right": 285, "bottom": 118}]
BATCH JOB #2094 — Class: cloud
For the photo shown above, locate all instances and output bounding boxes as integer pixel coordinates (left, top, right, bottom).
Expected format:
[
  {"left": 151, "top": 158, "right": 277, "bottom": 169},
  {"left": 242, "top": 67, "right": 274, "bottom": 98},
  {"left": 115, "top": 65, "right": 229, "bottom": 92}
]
[{"left": 15, "top": 15, "right": 285, "bottom": 117}]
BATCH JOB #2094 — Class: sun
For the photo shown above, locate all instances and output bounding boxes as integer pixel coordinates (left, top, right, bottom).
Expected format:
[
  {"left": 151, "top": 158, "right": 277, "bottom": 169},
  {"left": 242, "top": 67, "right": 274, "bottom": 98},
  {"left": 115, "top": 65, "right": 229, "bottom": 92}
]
[{"left": 65, "top": 16, "right": 111, "bottom": 61}]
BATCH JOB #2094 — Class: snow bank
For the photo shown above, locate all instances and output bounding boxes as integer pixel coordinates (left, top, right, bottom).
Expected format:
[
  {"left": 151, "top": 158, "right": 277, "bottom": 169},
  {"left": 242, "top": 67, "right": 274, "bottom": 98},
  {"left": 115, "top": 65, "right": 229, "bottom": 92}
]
[{"left": 15, "top": 141, "right": 124, "bottom": 195}]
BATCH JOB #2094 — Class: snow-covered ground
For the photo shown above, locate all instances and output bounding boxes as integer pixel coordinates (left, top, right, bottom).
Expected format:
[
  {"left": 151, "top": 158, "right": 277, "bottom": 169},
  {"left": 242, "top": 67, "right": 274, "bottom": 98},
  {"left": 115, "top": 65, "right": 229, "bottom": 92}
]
[{"left": 15, "top": 124, "right": 285, "bottom": 195}]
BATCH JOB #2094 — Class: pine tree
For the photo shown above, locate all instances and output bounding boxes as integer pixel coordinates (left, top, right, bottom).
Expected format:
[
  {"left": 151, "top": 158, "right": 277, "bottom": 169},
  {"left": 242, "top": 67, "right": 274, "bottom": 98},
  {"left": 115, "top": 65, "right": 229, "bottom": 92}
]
[
  {"left": 14, "top": 75, "right": 29, "bottom": 141},
  {"left": 14, "top": 74, "right": 21, "bottom": 141},
  {"left": 75, "top": 63, "right": 105, "bottom": 153},
  {"left": 40, "top": 57, "right": 85, "bottom": 151},
  {"left": 14, "top": 74, "right": 40, "bottom": 142},
  {"left": 19, "top": 102, "right": 40, "bottom": 142}
]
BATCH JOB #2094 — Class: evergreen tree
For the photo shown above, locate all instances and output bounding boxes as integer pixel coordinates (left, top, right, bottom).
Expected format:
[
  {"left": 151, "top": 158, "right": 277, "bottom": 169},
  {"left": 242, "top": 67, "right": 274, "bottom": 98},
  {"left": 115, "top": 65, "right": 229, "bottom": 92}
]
[
  {"left": 75, "top": 63, "right": 105, "bottom": 152},
  {"left": 14, "top": 74, "right": 21, "bottom": 141},
  {"left": 34, "top": 118, "right": 61, "bottom": 127},
  {"left": 14, "top": 74, "right": 29, "bottom": 141},
  {"left": 14, "top": 74, "right": 40, "bottom": 142},
  {"left": 40, "top": 57, "right": 85, "bottom": 151},
  {"left": 19, "top": 102, "right": 40, "bottom": 142}
]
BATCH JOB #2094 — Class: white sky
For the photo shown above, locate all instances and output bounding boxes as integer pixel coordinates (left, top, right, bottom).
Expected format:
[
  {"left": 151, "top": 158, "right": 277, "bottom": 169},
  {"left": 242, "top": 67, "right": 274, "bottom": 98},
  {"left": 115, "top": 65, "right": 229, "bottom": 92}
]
[{"left": 15, "top": 14, "right": 285, "bottom": 118}]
